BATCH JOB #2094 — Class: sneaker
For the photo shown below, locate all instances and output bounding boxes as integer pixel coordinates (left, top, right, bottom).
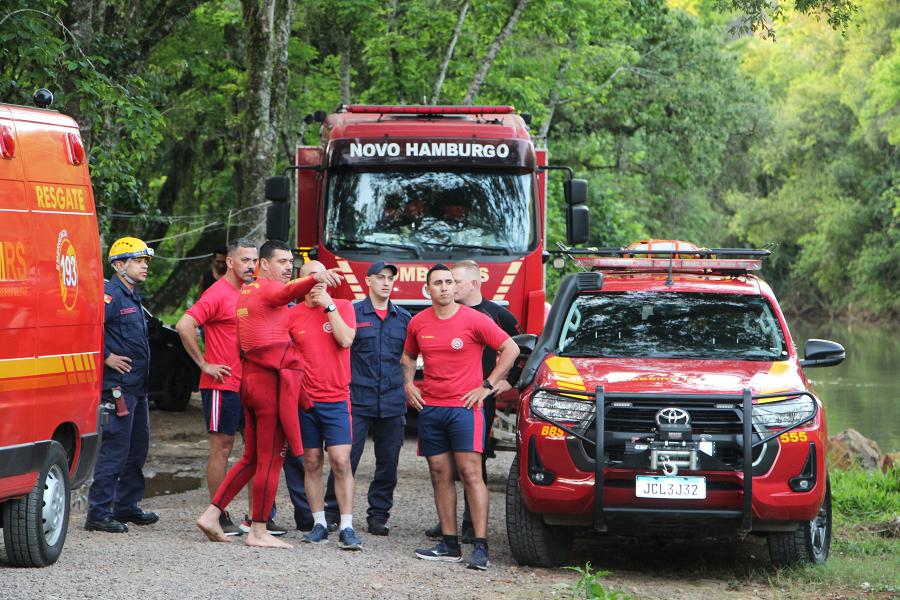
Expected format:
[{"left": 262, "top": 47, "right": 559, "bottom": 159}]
[
  {"left": 220, "top": 511, "right": 241, "bottom": 537},
  {"left": 238, "top": 514, "right": 287, "bottom": 536},
  {"left": 414, "top": 541, "right": 463, "bottom": 562},
  {"left": 467, "top": 542, "right": 489, "bottom": 571},
  {"left": 366, "top": 518, "right": 389, "bottom": 536},
  {"left": 424, "top": 522, "right": 442, "bottom": 539},
  {"left": 460, "top": 523, "right": 475, "bottom": 545},
  {"left": 266, "top": 518, "right": 287, "bottom": 536},
  {"left": 302, "top": 523, "right": 329, "bottom": 543},
  {"left": 338, "top": 527, "right": 362, "bottom": 550}
]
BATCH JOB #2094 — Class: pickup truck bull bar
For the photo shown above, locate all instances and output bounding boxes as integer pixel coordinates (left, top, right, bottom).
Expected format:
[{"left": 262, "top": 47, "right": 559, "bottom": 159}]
[{"left": 529, "top": 387, "right": 817, "bottom": 532}]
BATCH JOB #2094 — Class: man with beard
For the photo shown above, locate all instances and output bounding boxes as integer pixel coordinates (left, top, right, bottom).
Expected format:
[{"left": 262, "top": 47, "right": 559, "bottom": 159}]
[{"left": 177, "top": 238, "right": 261, "bottom": 536}]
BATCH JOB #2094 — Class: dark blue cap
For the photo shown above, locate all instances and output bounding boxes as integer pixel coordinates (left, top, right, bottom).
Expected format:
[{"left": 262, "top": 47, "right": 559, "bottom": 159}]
[{"left": 367, "top": 261, "right": 398, "bottom": 276}]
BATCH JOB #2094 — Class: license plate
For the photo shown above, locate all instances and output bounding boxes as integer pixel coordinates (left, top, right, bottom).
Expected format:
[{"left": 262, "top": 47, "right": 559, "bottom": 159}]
[{"left": 635, "top": 475, "right": 707, "bottom": 499}]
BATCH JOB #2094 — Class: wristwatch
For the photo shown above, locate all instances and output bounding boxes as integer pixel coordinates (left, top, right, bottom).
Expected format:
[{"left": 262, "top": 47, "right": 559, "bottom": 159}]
[
  {"left": 324, "top": 303, "right": 337, "bottom": 314},
  {"left": 482, "top": 379, "right": 493, "bottom": 390}
]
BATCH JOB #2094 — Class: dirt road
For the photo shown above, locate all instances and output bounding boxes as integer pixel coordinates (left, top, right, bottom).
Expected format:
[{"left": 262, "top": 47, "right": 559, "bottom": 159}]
[{"left": 1, "top": 397, "right": 785, "bottom": 599}]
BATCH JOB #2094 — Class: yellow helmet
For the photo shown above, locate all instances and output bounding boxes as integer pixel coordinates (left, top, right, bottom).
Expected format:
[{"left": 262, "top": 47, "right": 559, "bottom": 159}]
[{"left": 108, "top": 237, "right": 154, "bottom": 263}]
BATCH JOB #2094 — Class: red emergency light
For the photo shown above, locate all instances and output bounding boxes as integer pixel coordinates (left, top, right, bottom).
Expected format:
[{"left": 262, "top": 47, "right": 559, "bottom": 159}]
[{"left": 346, "top": 105, "right": 516, "bottom": 115}]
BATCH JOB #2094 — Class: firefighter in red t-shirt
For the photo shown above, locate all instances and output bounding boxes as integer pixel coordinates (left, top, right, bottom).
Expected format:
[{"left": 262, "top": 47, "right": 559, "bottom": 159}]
[
  {"left": 402, "top": 264, "right": 519, "bottom": 571},
  {"left": 176, "top": 238, "right": 258, "bottom": 536},
  {"left": 285, "top": 260, "right": 362, "bottom": 550},
  {"left": 196, "top": 240, "right": 342, "bottom": 549}
]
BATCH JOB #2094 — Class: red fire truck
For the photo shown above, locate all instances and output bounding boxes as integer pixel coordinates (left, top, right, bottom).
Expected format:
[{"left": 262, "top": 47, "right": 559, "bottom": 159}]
[
  {"left": 0, "top": 94, "right": 103, "bottom": 567},
  {"left": 264, "top": 105, "right": 587, "bottom": 440}
]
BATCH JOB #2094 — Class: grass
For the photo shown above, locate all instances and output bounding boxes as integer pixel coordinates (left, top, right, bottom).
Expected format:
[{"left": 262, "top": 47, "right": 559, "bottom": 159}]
[{"left": 554, "top": 563, "right": 632, "bottom": 599}]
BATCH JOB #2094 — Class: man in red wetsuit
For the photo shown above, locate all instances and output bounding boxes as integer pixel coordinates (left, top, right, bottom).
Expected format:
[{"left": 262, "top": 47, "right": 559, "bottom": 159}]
[
  {"left": 196, "top": 240, "right": 342, "bottom": 549},
  {"left": 403, "top": 264, "right": 519, "bottom": 570}
]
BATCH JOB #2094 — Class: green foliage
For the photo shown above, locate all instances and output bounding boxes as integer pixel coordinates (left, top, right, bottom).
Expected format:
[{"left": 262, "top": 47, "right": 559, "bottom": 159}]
[
  {"left": 830, "top": 466, "right": 900, "bottom": 525},
  {"left": 557, "top": 563, "right": 632, "bottom": 600},
  {"left": 729, "top": 0, "right": 900, "bottom": 319}
]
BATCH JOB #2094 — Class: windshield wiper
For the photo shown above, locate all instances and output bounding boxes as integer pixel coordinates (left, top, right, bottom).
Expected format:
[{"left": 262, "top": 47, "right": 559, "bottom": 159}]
[
  {"left": 331, "top": 237, "right": 421, "bottom": 259},
  {"left": 421, "top": 241, "right": 508, "bottom": 255}
]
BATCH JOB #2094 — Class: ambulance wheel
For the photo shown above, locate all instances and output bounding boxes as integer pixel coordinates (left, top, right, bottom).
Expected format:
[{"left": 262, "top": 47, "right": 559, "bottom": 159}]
[
  {"left": 505, "top": 457, "right": 573, "bottom": 567},
  {"left": 1, "top": 441, "right": 70, "bottom": 567},
  {"left": 767, "top": 477, "right": 832, "bottom": 567}
]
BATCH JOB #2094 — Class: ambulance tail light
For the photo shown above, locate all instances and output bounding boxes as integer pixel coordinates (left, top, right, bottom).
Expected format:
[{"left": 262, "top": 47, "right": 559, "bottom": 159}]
[
  {"left": 0, "top": 125, "right": 15, "bottom": 159},
  {"left": 66, "top": 132, "right": 86, "bottom": 165}
]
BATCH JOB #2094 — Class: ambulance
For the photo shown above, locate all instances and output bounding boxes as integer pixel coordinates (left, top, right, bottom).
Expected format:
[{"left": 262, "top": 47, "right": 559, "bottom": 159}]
[{"left": 0, "top": 93, "right": 103, "bottom": 567}]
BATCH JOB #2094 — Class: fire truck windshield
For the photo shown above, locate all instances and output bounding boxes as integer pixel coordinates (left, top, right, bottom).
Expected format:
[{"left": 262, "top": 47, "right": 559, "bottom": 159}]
[
  {"left": 558, "top": 292, "right": 789, "bottom": 361},
  {"left": 324, "top": 169, "right": 535, "bottom": 258}
]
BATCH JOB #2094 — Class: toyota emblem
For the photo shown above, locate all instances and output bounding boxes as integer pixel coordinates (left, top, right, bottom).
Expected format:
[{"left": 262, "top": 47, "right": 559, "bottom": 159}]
[{"left": 655, "top": 407, "right": 690, "bottom": 426}]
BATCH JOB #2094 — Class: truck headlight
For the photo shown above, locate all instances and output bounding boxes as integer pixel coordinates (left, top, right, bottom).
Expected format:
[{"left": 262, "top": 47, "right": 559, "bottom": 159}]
[
  {"left": 531, "top": 390, "right": 595, "bottom": 424},
  {"left": 752, "top": 395, "right": 816, "bottom": 431}
]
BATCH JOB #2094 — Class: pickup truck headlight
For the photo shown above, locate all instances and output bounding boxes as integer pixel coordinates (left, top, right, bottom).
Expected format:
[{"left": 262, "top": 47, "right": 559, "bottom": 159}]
[
  {"left": 752, "top": 395, "right": 816, "bottom": 431},
  {"left": 531, "top": 390, "right": 595, "bottom": 424}
]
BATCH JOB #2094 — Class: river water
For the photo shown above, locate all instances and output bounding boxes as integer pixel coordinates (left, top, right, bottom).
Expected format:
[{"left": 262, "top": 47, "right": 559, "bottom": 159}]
[{"left": 789, "top": 319, "right": 899, "bottom": 453}]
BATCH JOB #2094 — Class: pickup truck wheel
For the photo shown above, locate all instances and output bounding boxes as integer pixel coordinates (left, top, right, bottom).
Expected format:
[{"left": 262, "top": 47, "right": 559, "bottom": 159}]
[
  {"left": 767, "top": 477, "right": 832, "bottom": 567},
  {"left": 153, "top": 367, "right": 193, "bottom": 411},
  {"left": 1, "top": 441, "right": 70, "bottom": 567},
  {"left": 505, "top": 457, "right": 573, "bottom": 567}
]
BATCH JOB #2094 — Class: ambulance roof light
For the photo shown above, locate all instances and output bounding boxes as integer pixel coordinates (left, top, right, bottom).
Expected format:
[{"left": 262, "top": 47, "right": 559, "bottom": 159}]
[
  {"left": 346, "top": 105, "right": 516, "bottom": 115},
  {"left": 0, "top": 125, "right": 15, "bottom": 159}
]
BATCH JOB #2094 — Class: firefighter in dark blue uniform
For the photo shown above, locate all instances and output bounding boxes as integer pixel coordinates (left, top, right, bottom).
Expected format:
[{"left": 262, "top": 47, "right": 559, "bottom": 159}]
[
  {"left": 322, "top": 262, "right": 410, "bottom": 535},
  {"left": 85, "top": 237, "right": 159, "bottom": 533}
]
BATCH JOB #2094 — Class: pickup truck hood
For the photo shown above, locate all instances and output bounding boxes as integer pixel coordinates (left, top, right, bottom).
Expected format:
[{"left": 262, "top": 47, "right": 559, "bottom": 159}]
[{"left": 535, "top": 356, "right": 806, "bottom": 397}]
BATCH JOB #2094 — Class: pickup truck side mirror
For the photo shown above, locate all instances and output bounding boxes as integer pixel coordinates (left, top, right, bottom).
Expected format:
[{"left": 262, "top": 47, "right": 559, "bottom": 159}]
[
  {"left": 512, "top": 333, "right": 538, "bottom": 356},
  {"left": 799, "top": 339, "right": 845, "bottom": 368},
  {"left": 507, "top": 334, "right": 538, "bottom": 388}
]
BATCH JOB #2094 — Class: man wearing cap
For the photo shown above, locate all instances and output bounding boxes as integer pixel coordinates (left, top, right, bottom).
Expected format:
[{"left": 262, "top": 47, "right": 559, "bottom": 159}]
[
  {"left": 86, "top": 237, "right": 157, "bottom": 533},
  {"left": 322, "top": 261, "right": 411, "bottom": 536}
]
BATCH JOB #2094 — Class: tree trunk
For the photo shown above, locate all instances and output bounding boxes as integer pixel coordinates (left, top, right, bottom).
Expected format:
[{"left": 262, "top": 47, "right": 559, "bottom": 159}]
[
  {"left": 272, "top": 0, "right": 293, "bottom": 163},
  {"left": 61, "top": 1, "right": 94, "bottom": 148},
  {"left": 462, "top": 0, "right": 529, "bottom": 105},
  {"left": 240, "top": 0, "right": 286, "bottom": 243},
  {"left": 432, "top": 0, "right": 469, "bottom": 105}
]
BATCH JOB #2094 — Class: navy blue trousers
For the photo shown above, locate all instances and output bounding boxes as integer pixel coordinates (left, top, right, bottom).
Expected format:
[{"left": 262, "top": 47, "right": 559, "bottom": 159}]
[
  {"left": 325, "top": 414, "right": 404, "bottom": 523},
  {"left": 284, "top": 414, "right": 404, "bottom": 526},
  {"left": 87, "top": 394, "right": 149, "bottom": 521}
]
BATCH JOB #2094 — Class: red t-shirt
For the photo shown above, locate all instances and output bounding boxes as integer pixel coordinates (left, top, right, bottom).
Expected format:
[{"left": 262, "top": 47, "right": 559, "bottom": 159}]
[
  {"left": 289, "top": 299, "right": 356, "bottom": 403},
  {"left": 374, "top": 307, "right": 388, "bottom": 320},
  {"left": 236, "top": 276, "right": 317, "bottom": 354},
  {"left": 404, "top": 304, "right": 510, "bottom": 407},
  {"left": 186, "top": 277, "right": 242, "bottom": 392}
]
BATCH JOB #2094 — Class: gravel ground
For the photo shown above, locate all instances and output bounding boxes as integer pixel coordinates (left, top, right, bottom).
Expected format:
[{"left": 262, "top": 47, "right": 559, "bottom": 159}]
[{"left": 1, "top": 396, "right": 783, "bottom": 600}]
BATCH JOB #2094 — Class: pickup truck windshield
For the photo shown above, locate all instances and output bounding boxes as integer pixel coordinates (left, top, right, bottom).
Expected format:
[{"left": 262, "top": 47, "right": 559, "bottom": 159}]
[
  {"left": 324, "top": 169, "right": 535, "bottom": 258},
  {"left": 559, "top": 292, "right": 788, "bottom": 361}
]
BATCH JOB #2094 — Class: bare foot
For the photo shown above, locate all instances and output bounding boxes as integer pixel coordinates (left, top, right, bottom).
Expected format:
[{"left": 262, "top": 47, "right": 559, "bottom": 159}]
[
  {"left": 245, "top": 529, "right": 293, "bottom": 549},
  {"left": 196, "top": 507, "right": 231, "bottom": 543}
]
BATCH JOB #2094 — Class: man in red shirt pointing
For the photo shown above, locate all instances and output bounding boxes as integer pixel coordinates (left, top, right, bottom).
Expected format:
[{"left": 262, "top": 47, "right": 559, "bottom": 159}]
[
  {"left": 196, "top": 240, "right": 342, "bottom": 549},
  {"left": 177, "top": 238, "right": 257, "bottom": 536},
  {"left": 403, "top": 263, "right": 519, "bottom": 571},
  {"left": 285, "top": 260, "right": 361, "bottom": 550}
]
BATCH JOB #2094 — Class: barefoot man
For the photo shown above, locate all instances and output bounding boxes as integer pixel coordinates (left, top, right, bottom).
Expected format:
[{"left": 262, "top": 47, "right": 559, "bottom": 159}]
[{"left": 196, "top": 240, "right": 342, "bottom": 548}]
